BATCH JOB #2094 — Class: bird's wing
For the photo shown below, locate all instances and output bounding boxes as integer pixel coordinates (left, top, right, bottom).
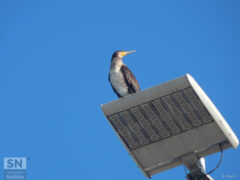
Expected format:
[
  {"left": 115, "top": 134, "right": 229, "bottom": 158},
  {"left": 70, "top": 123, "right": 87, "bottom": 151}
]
[{"left": 121, "top": 65, "right": 140, "bottom": 93}]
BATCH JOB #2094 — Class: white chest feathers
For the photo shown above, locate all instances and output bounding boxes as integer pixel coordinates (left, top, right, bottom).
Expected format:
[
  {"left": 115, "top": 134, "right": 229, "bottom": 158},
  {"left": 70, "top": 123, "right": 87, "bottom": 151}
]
[{"left": 109, "top": 67, "right": 129, "bottom": 96}]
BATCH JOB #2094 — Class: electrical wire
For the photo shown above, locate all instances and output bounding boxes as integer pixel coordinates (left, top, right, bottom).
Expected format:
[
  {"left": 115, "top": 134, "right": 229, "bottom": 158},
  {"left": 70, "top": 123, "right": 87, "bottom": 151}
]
[{"left": 205, "top": 143, "right": 223, "bottom": 175}]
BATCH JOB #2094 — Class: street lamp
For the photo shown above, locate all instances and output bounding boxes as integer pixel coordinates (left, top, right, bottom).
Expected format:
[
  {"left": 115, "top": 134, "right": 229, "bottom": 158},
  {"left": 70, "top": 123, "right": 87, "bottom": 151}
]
[{"left": 101, "top": 74, "right": 239, "bottom": 179}]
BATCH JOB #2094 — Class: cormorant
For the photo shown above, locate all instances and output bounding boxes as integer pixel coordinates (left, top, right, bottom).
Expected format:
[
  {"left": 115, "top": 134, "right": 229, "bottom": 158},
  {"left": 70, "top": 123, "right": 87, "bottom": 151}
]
[{"left": 109, "top": 50, "right": 140, "bottom": 98}]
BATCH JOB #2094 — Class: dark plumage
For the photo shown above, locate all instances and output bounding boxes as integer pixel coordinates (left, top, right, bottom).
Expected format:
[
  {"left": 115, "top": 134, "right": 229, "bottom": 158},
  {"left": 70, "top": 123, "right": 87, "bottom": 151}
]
[{"left": 109, "top": 50, "right": 140, "bottom": 98}]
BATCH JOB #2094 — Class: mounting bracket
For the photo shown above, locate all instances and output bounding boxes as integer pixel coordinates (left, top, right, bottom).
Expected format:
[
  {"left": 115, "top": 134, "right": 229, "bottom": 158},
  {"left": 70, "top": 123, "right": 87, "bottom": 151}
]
[{"left": 181, "top": 153, "right": 213, "bottom": 180}]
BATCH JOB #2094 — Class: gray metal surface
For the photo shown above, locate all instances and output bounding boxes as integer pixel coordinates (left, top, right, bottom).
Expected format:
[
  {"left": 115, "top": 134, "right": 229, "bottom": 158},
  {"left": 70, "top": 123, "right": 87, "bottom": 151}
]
[
  {"left": 107, "top": 87, "right": 214, "bottom": 150},
  {"left": 101, "top": 74, "right": 239, "bottom": 178}
]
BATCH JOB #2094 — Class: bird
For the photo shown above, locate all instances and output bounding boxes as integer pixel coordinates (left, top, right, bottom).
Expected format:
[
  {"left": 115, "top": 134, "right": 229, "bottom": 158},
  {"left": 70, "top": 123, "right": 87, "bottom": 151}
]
[{"left": 109, "top": 50, "right": 140, "bottom": 98}]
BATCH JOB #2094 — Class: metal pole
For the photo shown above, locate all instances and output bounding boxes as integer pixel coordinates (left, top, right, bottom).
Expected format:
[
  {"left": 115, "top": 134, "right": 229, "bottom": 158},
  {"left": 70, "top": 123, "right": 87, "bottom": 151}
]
[{"left": 181, "top": 153, "right": 213, "bottom": 180}]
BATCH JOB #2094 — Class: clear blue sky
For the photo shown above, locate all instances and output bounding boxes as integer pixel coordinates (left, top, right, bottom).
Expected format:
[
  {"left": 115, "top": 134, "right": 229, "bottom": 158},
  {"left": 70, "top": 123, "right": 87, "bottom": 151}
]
[{"left": 0, "top": 0, "right": 239, "bottom": 179}]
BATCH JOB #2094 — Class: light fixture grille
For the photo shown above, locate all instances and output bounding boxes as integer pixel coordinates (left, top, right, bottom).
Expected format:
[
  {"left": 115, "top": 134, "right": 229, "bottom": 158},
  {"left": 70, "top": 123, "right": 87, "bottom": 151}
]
[{"left": 107, "top": 87, "right": 214, "bottom": 150}]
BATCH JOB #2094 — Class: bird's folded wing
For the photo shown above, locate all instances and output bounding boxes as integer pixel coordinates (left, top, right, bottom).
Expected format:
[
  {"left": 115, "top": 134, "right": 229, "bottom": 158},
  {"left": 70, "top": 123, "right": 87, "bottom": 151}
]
[{"left": 121, "top": 65, "right": 140, "bottom": 93}]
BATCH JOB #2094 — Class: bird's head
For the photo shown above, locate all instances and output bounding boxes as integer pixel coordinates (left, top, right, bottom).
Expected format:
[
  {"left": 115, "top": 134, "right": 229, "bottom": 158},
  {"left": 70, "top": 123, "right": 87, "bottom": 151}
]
[{"left": 112, "top": 50, "right": 136, "bottom": 59}]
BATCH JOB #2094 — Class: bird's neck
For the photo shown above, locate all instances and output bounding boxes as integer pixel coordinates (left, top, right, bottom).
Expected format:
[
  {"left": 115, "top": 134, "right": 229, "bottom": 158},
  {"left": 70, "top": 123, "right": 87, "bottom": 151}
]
[{"left": 111, "top": 57, "right": 124, "bottom": 70}]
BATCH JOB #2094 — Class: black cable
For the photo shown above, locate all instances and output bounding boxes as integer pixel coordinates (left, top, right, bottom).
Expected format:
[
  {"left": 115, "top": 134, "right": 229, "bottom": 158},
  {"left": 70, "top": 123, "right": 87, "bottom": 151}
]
[{"left": 205, "top": 143, "right": 223, "bottom": 175}]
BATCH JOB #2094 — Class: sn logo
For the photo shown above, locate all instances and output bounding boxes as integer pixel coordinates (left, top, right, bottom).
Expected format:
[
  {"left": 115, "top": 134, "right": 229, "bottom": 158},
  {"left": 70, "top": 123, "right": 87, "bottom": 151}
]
[{"left": 4, "top": 157, "right": 27, "bottom": 170}]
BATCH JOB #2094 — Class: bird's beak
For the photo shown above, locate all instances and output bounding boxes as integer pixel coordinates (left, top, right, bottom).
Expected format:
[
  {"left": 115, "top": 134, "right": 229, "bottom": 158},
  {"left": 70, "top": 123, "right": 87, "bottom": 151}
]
[{"left": 123, "top": 50, "right": 136, "bottom": 56}]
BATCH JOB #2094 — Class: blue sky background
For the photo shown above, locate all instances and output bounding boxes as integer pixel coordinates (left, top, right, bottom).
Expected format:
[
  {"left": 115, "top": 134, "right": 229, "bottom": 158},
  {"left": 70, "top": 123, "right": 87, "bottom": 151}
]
[{"left": 0, "top": 0, "right": 239, "bottom": 179}]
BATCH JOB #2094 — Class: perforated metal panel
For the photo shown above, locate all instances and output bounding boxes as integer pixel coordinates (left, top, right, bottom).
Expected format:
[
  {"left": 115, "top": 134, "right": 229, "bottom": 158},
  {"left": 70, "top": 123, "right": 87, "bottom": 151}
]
[{"left": 107, "top": 87, "right": 214, "bottom": 150}]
